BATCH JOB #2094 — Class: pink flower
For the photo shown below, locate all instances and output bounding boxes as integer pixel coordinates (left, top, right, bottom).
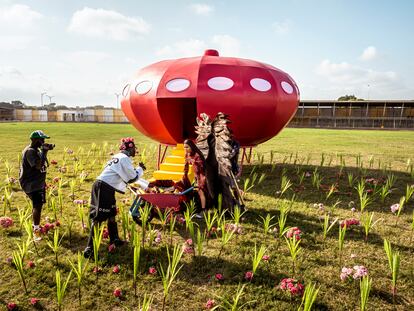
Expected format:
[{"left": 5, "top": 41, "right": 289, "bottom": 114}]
[
  {"left": 183, "top": 246, "right": 194, "bottom": 254},
  {"left": 215, "top": 273, "right": 223, "bottom": 281},
  {"left": 351, "top": 207, "right": 356, "bottom": 213},
  {"left": 285, "top": 227, "right": 302, "bottom": 240},
  {"left": 93, "top": 266, "right": 102, "bottom": 274},
  {"left": 0, "top": 216, "right": 14, "bottom": 228},
  {"left": 149, "top": 267, "right": 157, "bottom": 275},
  {"left": 390, "top": 203, "right": 400, "bottom": 214},
  {"left": 112, "top": 265, "right": 120, "bottom": 274},
  {"left": 353, "top": 265, "right": 368, "bottom": 279},
  {"left": 7, "top": 302, "right": 17, "bottom": 310},
  {"left": 53, "top": 176, "right": 60, "bottom": 183},
  {"left": 108, "top": 244, "right": 116, "bottom": 253},
  {"left": 55, "top": 220, "right": 61, "bottom": 227},
  {"left": 262, "top": 255, "right": 270, "bottom": 261},
  {"left": 186, "top": 238, "right": 193, "bottom": 246},
  {"left": 279, "top": 278, "right": 304, "bottom": 296},
  {"left": 340, "top": 267, "right": 354, "bottom": 281},
  {"left": 29, "top": 298, "right": 39, "bottom": 306},
  {"left": 340, "top": 218, "right": 360, "bottom": 228},
  {"left": 244, "top": 271, "right": 253, "bottom": 281},
  {"left": 27, "top": 260, "right": 35, "bottom": 268},
  {"left": 113, "top": 288, "right": 122, "bottom": 298},
  {"left": 50, "top": 159, "right": 58, "bottom": 165},
  {"left": 340, "top": 272, "right": 348, "bottom": 281},
  {"left": 103, "top": 228, "right": 109, "bottom": 239},
  {"left": 205, "top": 299, "right": 216, "bottom": 309}
]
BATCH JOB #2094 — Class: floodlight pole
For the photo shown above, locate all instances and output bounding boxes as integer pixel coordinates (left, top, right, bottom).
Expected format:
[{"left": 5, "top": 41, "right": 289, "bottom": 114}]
[
  {"left": 41, "top": 92, "right": 47, "bottom": 106},
  {"left": 46, "top": 95, "right": 54, "bottom": 104},
  {"left": 115, "top": 93, "right": 120, "bottom": 109}
]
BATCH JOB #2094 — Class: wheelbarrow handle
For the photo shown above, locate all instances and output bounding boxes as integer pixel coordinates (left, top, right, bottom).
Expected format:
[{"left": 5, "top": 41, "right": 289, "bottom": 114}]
[
  {"left": 179, "top": 187, "right": 194, "bottom": 196},
  {"left": 127, "top": 185, "right": 139, "bottom": 196}
]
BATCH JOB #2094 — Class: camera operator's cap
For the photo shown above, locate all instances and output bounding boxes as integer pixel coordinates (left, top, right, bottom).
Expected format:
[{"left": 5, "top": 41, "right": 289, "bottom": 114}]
[{"left": 30, "top": 130, "right": 50, "bottom": 139}]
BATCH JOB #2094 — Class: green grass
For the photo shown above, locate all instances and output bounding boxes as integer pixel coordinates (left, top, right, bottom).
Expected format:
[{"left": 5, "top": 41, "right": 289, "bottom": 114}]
[{"left": 0, "top": 123, "right": 413, "bottom": 310}]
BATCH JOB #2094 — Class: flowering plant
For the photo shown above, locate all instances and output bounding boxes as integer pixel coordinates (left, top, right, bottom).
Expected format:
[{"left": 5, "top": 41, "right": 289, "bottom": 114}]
[
  {"left": 205, "top": 299, "right": 216, "bottom": 309},
  {"left": 340, "top": 265, "right": 368, "bottom": 281},
  {"left": 340, "top": 218, "right": 360, "bottom": 228},
  {"left": 390, "top": 203, "right": 399, "bottom": 214},
  {"left": 285, "top": 227, "right": 302, "bottom": 240},
  {"left": 0, "top": 216, "right": 13, "bottom": 228},
  {"left": 149, "top": 266, "right": 157, "bottom": 275},
  {"left": 225, "top": 222, "right": 243, "bottom": 234},
  {"left": 279, "top": 278, "right": 304, "bottom": 296}
]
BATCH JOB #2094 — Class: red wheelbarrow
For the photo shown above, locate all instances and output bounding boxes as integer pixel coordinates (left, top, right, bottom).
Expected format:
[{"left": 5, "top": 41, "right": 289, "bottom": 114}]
[{"left": 128, "top": 186, "right": 194, "bottom": 224}]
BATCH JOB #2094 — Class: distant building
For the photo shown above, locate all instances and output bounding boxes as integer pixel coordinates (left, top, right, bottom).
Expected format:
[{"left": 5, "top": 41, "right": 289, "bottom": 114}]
[{"left": 1, "top": 100, "right": 413, "bottom": 129}]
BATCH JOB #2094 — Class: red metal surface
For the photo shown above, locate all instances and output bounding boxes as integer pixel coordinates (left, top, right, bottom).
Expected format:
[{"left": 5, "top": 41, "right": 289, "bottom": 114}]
[
  {"left": 137, "top": 193, "right": 183, "bottom": 208},
  {"left": 121, "top": 50, "right": 299, "bottom": 146}
]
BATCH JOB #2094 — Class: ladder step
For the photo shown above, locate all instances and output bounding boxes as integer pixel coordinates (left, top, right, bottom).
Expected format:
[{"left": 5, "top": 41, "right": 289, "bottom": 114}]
[
  {"left": 165, "top": 155, "right": 185, "bottom": 164},
  {"left": 153, "top": 170, "right": 185, "bottom": 181},
  {"left": 160, "top": 163, "right": 186, "bottom": 172},
  {"left": 171, "top": 149, "right": 185, "bottom": 156}
]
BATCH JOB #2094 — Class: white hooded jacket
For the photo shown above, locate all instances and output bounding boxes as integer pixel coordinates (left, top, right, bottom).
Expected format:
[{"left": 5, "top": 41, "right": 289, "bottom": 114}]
[{"left": 97, "top": 152, "right": 143, "bottom": 193}]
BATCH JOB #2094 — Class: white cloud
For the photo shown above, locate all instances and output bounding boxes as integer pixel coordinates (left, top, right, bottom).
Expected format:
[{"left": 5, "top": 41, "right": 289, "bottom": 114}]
[
  {"left": 156, "top": 35, "right": 240, "bottom": 58},
  {"left": 313, "top": 59, "right": 411, "bottom": 99},
  {"left": 316, "top": 59, "right": 397, "bottom": 86},
  {"left": 156, "top": 39, "right": 208, "bottom": 57},
  {"left": 0, "top": 35, "right": 34, "bottom": 51},
  {"left": 68, "top": 7, "right": 150, "bottom": 41},
  {"left": 0, "top": 4, "right": 43, "bottom": 28},
  {"left": 211, "top": 35, "right": 240, "bottom": 56},
  {"left": 0, "top": 65, "right": 124, "bottom": 107},
  {"left": 272, "top": 19, "right": 291, "bottom": 35},
  {"left": 64, "top": 51, "right": 110, "bottom": 65},
  {"left": 190, "top": 3, "right": 214, "bottom": 16},
  {"left": 360, "top": 46, "right": 377, "bottom": 61}
]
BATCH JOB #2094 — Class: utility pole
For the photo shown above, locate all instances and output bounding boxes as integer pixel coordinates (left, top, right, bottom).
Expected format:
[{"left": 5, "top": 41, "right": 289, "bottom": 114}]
[
  {"left": 115, "top": 93, "right": 120, "bottom": 109},
  {"left": 40, "top": 92, "right": 47, "bottom": 106}
]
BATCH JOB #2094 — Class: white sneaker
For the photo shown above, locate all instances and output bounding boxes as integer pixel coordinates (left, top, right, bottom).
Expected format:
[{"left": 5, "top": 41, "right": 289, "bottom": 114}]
[{"left": 33, "top": 228, "right": 42, "bottom": 242}]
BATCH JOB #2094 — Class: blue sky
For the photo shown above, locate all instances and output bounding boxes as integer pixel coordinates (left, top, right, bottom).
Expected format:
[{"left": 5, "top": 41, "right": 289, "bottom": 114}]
[{"left": 1, "top": 0, "right": 413, "bottom": 107}]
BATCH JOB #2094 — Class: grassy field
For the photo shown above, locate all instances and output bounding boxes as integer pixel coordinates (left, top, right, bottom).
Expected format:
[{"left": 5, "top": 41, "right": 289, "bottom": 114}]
[{"left": 0, "top": 122, "right": 413, "bottom": 310}]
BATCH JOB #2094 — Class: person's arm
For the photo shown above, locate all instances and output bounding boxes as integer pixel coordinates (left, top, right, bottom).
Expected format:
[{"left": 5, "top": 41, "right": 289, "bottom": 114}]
[
  {"left": 115, "top": 157, "right": 139, "bottom": 183},
  {"left": 26, "top": 148, "right": 46, "bottom": 170}
]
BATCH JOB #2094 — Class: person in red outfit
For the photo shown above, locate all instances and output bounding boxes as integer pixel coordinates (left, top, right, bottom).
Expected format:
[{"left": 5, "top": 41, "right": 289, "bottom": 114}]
[{"left": 183, "top": 139, "right": 210, "bottom": 215}]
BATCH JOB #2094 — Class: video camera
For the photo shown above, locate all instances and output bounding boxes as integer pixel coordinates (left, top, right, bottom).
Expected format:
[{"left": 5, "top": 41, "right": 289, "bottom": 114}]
[{"left": 42, "top": 143, "right": 55, "bottom": 151}]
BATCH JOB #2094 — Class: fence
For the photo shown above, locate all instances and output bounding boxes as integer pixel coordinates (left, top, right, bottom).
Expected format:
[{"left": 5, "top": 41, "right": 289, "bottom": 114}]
[{"left": 290, "top": 100, "right": 414, "bottom": 129}]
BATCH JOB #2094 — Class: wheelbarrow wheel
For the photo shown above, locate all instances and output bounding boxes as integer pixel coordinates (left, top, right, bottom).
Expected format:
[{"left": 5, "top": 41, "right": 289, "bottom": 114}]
[{"left": 132, "top": 211, "right": 154, "bottom": 226}]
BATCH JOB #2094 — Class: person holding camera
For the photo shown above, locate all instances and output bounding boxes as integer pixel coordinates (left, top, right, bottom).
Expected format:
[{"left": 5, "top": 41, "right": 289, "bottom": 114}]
[
  {"left": 83, "top": 137, "right": 146, "bottom": 258},
  {"left": 19, "top": 130, "right": 54, "bottom": 241}
]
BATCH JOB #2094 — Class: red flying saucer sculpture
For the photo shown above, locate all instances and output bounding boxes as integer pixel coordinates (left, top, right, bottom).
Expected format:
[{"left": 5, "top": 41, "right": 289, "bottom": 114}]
[{"left": 121, "top": 49, "right": 299, "bottom": 146}]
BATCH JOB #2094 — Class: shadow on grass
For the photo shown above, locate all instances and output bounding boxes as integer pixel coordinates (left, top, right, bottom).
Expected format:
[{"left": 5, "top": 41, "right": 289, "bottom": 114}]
[
  {"left": 244, "top": 206, "right": 414, "bottom": 253},
  {"left": 243, "top": 163, "right": 413, "bottom": 215}
]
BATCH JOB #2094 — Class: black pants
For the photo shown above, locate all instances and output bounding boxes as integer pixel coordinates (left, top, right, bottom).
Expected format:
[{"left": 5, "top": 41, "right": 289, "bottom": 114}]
[
  {"left": 85, "top": 180, "right": 120, "bottom": 249},
  {"left": 27, "top": 189, "right": 46, "bottom": 226}
]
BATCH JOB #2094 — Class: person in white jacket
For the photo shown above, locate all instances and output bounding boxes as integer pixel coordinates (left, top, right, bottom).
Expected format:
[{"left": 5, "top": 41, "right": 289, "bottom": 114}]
[{"left": 83, "top": 137, "right": 145, "bottom": 258}]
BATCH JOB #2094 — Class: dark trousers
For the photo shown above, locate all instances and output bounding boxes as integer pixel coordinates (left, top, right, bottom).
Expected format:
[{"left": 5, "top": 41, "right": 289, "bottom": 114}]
[
  {"left": 85, "top": 216, "right": 120, "bottom": 249},
  {"left": 85, "top": 180, "right": 120, "bottom": 249}
]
